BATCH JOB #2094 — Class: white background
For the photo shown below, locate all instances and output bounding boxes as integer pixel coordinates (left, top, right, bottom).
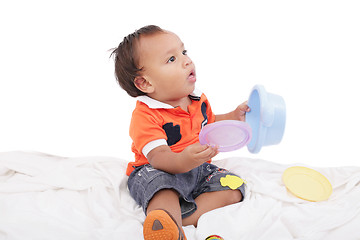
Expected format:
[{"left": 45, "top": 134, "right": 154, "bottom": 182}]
[{"left": 1, "top": 0, "right": 359, "bottom": 167}]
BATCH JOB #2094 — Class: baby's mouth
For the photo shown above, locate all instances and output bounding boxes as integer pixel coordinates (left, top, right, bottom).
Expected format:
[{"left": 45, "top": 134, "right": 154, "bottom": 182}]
[{"left": 188, "top": 70, "right": 196, "bottom": 82}]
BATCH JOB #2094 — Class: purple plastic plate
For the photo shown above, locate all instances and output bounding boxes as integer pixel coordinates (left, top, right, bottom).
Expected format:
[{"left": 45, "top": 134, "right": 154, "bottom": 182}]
[{"left": 199, "top": 120, "right": 252, "bottom": 152}]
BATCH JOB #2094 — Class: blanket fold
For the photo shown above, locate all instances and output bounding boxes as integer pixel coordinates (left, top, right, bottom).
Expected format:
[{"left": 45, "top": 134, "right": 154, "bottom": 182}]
[{"left": 1, "top": 152, "right": 359, "bottom": 240}]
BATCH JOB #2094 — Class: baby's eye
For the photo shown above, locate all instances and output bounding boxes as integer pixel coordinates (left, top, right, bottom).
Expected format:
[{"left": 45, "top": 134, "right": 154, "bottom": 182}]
[
  {"left": 167, "top": 56, "right": 176, "bottom": 63},
  {"left": 182, "top": 50, "right": 187, "bottom": 55}
]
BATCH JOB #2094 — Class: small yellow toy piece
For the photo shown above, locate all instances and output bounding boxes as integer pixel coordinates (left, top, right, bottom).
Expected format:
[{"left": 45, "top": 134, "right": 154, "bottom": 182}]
[{"left": 220, "top": 175, "right": 245, "bottom": 190}]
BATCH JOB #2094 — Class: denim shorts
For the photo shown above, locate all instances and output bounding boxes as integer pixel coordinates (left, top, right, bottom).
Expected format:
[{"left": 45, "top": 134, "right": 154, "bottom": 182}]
[{"left": 127, "top": 162, "right": 246, "bottom": 218}]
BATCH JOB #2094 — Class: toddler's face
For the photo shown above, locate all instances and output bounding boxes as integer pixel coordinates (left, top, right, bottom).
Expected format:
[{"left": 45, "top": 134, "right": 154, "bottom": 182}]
[{"left": 136, "top": 31, "right": 196, "bottom": 104}]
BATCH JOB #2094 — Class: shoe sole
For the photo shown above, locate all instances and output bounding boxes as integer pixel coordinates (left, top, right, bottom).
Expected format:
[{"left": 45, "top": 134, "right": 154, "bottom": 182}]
[{"left": 143, "top": 209, "right": 186, "bottom": 240}]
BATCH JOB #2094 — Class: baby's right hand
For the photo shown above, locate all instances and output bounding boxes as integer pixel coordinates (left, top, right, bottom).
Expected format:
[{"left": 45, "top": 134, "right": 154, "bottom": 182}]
[{"left": 182, "top": 143, "right": 219, "bottom": 166}]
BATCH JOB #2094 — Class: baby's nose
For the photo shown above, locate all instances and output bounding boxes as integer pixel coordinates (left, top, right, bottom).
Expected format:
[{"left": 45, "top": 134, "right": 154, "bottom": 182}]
[{"left": 183, "top": 55, "right": 192, "bottom": 67}]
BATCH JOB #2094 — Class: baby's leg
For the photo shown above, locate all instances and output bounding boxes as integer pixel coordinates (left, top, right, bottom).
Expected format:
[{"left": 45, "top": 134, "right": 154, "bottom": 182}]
[
  {"left": 146, "top": 188, "right": 182, "bottom": 227},
  {"left": 128, "top": 165, "right": 190, "bottom": 239},
  {"left": 181, "top": 163, "right": 245, "bottom": 227},
  {"left": 182, "top": 189, "right": 242, "bottom": 227},
  {"left": 144, "top": 189, "right": 187, "bottom": 239}
]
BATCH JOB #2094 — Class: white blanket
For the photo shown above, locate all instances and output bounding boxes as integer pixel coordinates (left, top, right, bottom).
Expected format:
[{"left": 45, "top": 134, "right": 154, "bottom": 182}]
[{"left": 0, "top": 151, "right": 359, "bottom": 240}]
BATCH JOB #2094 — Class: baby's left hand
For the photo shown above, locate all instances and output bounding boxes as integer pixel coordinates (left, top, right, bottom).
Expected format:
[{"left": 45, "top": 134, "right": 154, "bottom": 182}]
[
  {"left": 234, "top": 101, "right": 250, "bottom": 122},
  {"left": 215, "top": 101, "right": 251, "bottom": 122}
]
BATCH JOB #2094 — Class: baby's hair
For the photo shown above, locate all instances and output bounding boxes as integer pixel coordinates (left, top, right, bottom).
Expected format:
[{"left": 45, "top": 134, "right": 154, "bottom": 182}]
[{"left": 110, "top": 25, "right": 165, "bottom": 97}]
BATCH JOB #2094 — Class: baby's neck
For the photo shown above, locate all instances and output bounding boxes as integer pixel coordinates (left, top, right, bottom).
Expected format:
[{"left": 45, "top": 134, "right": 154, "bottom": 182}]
[
  {"left": 175, "top": 97, "right": 192, "bottom": 113},
  {"left": 158, "top": 96, "right": 192, "bottom": 113}
]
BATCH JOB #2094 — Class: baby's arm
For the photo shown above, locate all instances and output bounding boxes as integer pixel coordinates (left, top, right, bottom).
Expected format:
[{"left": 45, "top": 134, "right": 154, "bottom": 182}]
[
  {"left": 215, "top": 101, "right": 250, "bottom": 122},
  {"left": 147, "top": 143, "right": 218, "bottom": 174}
]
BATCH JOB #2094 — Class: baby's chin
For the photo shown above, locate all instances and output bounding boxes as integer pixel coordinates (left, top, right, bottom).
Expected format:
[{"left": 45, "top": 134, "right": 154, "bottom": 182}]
[{"left": 188, "top": 84, "right": 196, "bottom": 95}]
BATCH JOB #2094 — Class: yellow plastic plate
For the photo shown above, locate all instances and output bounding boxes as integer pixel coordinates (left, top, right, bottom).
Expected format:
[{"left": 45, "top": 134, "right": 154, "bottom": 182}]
[{"left": 282, "top": 166, "right": 332, "bottom": 202}]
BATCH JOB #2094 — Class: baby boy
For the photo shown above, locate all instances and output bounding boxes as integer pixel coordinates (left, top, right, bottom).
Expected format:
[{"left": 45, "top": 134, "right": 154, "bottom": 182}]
[{"left": 111, "top": 25, "right": 249, "bottom": 240}]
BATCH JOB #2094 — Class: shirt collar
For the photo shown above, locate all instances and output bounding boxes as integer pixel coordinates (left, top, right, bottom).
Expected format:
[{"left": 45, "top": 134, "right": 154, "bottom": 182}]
[{"left": 136, "top": 88, "right": 202, "bottom": 109}]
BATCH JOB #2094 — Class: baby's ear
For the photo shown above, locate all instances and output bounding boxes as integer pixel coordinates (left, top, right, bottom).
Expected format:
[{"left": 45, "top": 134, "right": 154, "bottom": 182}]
[{"left": 134, "top": 76, "right": 154, "bottom": 93}]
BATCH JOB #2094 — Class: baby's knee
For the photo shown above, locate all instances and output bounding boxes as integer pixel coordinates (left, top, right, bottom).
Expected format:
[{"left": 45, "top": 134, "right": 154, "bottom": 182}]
[{"left": 226, "top": 189, "right": 243, "bottom": 204}]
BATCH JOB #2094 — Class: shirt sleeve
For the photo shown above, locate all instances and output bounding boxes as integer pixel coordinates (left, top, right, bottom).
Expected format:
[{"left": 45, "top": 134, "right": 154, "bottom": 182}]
[
  {"left": 142, "top": 139, "right": 168, "bottom": 157},
  {"left": 129, "top": 106, "right": 168, "bottom": 158}
]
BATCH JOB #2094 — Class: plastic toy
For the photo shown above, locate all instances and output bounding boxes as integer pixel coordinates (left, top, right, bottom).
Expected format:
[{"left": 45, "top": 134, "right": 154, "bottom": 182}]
[
  {"left": 283, "top": 166, "right": 332, "bottom": 201},
  {"left": 199, "top": 84, "right": 286, "bottom": 153},
  {"left": 246, "top": 84, "right": 286, "bottom": 153},
  {"left": 205, "top": 235, "right": 224, "bottom": 240},
  {"left": 199, "top": 120, "right": 251, "bottom": 152}
]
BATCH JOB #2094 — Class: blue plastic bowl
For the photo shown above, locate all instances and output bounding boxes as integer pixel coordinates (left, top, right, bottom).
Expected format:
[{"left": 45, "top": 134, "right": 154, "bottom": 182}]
[{"left": 246, "top": 85, "right": 286, "bottom": 153}]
